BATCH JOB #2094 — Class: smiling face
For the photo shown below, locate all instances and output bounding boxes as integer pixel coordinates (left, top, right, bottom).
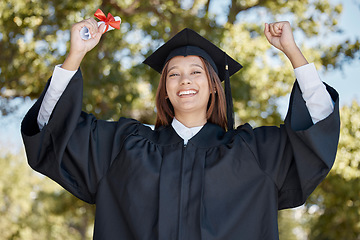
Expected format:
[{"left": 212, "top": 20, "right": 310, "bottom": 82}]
[{"left": 165, "top": 55, "right": 211, "bottom": 123}]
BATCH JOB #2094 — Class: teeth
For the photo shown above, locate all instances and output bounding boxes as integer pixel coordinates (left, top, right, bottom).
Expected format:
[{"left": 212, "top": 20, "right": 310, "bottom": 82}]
[{"left": 179, "top": 90, "right": 197, "bottom": 96}]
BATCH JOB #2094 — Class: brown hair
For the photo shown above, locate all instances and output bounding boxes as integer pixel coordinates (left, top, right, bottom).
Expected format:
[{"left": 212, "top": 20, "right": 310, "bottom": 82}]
[{"left": 155, "top": 57, "right": 227, "bottom": 130}]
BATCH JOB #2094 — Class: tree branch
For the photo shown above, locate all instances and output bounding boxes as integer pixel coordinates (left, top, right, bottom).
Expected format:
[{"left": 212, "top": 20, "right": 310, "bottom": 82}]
[
  {"left": 101, "top": 0, "right": 168, "bottom": 23},
  {"left": 227, "top": 0, "right": 267, "bottom": 24},
  {"left": 205, "top": 0, "right": 211, "bottom": 12}
]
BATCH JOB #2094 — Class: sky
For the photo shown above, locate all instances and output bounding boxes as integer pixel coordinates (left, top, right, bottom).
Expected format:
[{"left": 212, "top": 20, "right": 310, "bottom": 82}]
[
  {"left": 1, "top": 0, "right": 360, "bottom": 153},
  {"left": 321, "top": 0, "right": 360, "bottom": 105}
]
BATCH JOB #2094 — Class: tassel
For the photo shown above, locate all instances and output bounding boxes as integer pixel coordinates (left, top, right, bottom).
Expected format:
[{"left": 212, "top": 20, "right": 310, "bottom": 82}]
[{"left": 224, "top": 57, "right": 234, "bottom": 131}]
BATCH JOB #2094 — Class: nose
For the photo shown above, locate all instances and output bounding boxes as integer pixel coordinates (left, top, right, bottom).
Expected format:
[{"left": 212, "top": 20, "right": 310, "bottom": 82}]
[{"left": 180, "top": 75, "right": 192, "bottom": 85}]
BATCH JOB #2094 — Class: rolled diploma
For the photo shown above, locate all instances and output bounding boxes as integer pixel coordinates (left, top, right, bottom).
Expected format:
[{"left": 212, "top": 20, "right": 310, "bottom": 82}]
[{"left": 80, "top": 16, "right": 121, "bottom": 40}]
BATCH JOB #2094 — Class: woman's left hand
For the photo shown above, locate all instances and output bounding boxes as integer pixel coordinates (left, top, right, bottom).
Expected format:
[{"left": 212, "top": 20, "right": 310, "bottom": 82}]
[
  {"left": 264, "top": 21, "right": 308, "bottom": 69},
  {"left": 264, "top": 21, "right": 297, "bottom": 55}
]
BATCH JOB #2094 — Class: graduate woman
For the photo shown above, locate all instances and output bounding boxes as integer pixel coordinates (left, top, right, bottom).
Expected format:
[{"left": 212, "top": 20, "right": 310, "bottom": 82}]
[{"left": 22, "top": 18, "right": 340, "bottom": 239}]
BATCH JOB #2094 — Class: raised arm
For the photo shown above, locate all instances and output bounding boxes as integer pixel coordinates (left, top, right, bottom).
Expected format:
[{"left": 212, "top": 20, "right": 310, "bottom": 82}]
[
  {"left": 264, "top": 21, "right": 334, "bottom": 124},
  {"left": 37, "top": 18, "right": 106, "bottom": 129}
]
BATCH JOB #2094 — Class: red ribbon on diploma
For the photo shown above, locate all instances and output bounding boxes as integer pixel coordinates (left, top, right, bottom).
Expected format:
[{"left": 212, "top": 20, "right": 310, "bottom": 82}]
[{"left": 94, "top": 9, "right": 121, "bottom": 33}]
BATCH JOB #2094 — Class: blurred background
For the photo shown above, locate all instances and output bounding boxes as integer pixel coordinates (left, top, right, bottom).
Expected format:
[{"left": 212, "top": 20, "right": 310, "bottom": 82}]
[{"left": 0, "top": 0, "right": 359, "bottom": 239}]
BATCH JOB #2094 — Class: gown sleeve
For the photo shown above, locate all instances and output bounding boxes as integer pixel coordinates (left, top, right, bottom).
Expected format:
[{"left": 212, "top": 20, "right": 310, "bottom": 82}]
[
  {"left": 21, "top": 70, "right": 138, "bottom": 204},
  {"left": 252, "top": 81, "right": 340, "bottom": 210}
]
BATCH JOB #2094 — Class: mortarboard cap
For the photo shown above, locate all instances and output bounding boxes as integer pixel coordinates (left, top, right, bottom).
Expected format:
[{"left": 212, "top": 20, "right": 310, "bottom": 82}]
[{"left": 143, "top": 28, "right": 242, "bottom": 130}]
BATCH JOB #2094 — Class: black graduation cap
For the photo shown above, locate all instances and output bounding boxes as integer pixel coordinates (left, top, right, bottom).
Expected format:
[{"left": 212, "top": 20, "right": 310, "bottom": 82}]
[{"left": 143, "top": 28, "right": 243, "bottom": 130}]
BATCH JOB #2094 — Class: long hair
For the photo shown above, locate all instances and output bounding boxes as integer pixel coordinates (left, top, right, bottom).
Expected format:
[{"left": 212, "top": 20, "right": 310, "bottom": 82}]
[{"left": 155, "top": 57, "right": 227, "bottom": 130}]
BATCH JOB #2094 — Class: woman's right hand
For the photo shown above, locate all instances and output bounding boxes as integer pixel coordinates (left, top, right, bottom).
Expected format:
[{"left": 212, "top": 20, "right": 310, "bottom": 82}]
[{"left": 62, "top": 18, "right": 106, "bottom": 71}]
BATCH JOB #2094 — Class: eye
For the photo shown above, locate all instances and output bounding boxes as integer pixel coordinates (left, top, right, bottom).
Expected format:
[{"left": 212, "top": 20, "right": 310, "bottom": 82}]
[
  {"left": 191, "top": 71, "right": 202, "bottom": 75},
  {"left": 169, "top": 73, "right": 179, "bottom": 77}
]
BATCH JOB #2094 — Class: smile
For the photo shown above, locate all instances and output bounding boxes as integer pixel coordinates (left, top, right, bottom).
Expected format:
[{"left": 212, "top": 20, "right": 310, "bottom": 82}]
[{"left": 178, "top": 90, "right": 198, "bottom": 96}]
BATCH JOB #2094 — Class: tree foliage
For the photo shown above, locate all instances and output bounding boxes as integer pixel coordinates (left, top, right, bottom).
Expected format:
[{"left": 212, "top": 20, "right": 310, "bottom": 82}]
[
  {"left": 1, "top": 0, "right": 359, "bottom": 124},
  {"left": 0, "top": 151, "right": 95, "bottom": 240}
]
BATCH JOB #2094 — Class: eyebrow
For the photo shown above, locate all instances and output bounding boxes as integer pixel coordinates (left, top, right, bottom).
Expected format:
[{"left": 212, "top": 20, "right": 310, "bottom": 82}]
[
  {"left": 191, "top": 64, "right": 204, "bottom": 69},
  {"left": 168, "top": 63, "right": 204, "bottom": 72}
]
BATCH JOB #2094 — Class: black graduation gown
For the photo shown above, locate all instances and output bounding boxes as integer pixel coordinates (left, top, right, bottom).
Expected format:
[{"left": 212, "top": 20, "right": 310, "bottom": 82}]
[{"left": 21, "top": 69, "right": 340, "bottom": 240}]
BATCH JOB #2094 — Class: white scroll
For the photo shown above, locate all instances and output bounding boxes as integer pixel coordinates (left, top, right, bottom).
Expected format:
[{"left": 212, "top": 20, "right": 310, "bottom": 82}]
[{"left": 80, "top": 16, "right": 121, "bottom": 40}]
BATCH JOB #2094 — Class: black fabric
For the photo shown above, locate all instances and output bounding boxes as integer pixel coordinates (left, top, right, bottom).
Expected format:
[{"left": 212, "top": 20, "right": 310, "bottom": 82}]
[{"left": 21, "top": 70, "right": 340, "bottom": 240}]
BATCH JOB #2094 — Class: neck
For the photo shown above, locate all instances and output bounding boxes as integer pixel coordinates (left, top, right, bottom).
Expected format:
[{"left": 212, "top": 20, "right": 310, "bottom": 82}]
[{"left": 174, "top": 112, "right": 207, "bottom": 128}]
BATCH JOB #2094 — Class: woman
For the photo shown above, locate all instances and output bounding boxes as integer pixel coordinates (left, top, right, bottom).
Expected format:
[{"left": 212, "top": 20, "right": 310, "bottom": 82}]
[{"left": 21, "top": 18, "right": 340, "bottom": 239}]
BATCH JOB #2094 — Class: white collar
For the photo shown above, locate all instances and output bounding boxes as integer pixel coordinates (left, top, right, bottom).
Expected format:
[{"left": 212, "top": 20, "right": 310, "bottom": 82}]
[{"left": 171, "top": 118, "right": 204, "bottom": 145}]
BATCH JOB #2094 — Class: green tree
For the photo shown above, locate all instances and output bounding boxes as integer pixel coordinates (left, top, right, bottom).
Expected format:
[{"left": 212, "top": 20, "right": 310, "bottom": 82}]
[
  {"left": 0, "top": 149, "right": 95, "bottom": 240},
  {"left": 1, "top": 0, "right": 359, "bottom": 123}
]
